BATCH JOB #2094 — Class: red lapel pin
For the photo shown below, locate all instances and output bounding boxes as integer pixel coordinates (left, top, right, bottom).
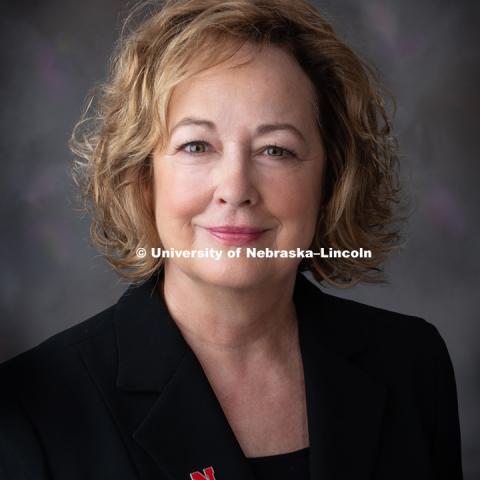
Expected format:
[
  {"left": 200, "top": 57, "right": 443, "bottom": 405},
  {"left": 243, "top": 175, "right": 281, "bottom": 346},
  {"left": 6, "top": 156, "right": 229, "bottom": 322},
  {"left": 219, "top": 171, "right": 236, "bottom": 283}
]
[{"left": 189, "top": 466, "right": 216, "bottom": 480}]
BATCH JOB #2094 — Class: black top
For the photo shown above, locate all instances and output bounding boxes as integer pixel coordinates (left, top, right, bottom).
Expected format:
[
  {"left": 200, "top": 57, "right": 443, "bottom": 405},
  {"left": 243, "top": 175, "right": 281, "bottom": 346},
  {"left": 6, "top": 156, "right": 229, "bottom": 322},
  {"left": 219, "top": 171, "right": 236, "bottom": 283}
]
[
  {"left": 0, "top": 272, "right": 463, "bottom": 479},
  {"left": 247, "top": 447, "right": 310, "bottom": 479}
]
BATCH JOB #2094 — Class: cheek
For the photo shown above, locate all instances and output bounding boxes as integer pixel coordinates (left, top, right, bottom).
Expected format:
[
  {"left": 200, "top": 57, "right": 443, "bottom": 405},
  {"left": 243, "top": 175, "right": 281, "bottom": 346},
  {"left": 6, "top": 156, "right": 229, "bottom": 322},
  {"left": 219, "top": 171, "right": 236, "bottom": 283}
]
[
  {"left": 153, "top": 163, "right": 209, "bottom": 221},
  {"left": 265, "top": 169, "right": 321, "bottom": 226}
]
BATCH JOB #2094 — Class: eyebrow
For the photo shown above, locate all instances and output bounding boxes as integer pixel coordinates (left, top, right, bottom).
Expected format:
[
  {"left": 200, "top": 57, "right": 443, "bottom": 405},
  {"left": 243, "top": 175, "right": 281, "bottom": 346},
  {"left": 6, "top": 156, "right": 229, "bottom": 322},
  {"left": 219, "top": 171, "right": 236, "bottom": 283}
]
[{"left": 169, "top": 116, "right": 307, "bottom": 144}]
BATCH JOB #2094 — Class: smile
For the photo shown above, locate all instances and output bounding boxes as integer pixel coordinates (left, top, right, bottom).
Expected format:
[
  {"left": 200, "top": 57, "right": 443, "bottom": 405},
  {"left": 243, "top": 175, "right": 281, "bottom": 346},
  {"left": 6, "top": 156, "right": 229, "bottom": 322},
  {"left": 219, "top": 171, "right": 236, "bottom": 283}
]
[{"left": 205, "top": 226, "right": 268, "bottom": 246}]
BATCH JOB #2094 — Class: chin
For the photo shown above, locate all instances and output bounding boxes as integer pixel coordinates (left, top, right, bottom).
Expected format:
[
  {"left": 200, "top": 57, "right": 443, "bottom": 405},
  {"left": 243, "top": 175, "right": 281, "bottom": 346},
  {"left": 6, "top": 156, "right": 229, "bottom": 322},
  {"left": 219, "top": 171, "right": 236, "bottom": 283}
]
[{"left": 188, "top": 258, "right": 275, "bottom": 291}]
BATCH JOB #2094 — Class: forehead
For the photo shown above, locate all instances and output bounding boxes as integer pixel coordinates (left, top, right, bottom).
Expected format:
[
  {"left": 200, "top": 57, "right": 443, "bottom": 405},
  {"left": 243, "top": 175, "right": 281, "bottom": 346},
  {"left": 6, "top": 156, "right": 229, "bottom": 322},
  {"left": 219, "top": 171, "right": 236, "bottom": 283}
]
[
  {"left": 188, "top": 41, "right": 309, "bottom": 85},
  {"left": 166, "top": 41, "right": 318, "bottom": 127}
]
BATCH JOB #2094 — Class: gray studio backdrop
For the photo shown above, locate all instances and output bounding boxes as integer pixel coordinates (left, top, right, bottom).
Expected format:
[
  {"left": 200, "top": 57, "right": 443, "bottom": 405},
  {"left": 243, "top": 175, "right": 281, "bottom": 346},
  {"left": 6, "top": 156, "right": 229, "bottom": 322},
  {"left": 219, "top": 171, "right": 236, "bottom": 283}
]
[{"left": 1, "top": 0, "right": 479, "bottom": 477}]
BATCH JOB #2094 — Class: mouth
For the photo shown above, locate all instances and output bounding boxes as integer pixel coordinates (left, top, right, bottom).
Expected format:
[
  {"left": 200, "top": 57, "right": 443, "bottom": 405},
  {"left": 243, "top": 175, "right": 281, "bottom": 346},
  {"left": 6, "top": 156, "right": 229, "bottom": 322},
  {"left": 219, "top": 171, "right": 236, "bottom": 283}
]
[{"left": 205, "top": 225, "right": 270, "bottom": 246}]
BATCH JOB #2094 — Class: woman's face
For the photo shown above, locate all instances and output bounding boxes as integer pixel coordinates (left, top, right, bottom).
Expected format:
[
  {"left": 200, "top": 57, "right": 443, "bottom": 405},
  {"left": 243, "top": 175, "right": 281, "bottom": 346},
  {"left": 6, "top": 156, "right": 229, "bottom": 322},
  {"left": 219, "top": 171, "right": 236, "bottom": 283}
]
[{"left": 152, "top": 41, "right": 325, "bottom": 289}]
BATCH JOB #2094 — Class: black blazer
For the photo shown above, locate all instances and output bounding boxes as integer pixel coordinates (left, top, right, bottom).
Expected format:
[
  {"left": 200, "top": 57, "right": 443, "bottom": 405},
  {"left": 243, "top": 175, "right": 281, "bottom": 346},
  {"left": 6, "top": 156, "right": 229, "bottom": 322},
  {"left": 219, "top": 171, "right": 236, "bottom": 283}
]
[{"left": 0, "top": 272, "right": 463, "bottom": 480}]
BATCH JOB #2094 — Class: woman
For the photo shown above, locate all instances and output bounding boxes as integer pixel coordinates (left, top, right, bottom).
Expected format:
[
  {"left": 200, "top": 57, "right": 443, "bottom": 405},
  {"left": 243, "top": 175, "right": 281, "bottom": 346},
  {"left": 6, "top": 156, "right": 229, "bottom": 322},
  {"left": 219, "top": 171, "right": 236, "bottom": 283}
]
[{"left": 0, "top": 1, "right": 463, "bottom": 479}]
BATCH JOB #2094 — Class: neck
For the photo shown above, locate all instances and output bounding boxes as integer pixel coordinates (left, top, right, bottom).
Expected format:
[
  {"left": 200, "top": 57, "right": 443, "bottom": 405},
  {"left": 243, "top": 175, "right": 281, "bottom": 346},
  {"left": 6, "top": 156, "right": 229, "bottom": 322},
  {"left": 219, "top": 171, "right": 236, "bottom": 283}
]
[{"left": 158, "top": 264, "right": 300, "bottom": 380}]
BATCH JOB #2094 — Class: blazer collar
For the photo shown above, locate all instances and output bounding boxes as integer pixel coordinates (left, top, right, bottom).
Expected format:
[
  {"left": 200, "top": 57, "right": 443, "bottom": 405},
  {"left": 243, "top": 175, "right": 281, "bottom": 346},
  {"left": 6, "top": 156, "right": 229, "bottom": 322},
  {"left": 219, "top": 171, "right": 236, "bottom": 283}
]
[{"left": 113, "top": 271, "right": 387, "bottom": 480}]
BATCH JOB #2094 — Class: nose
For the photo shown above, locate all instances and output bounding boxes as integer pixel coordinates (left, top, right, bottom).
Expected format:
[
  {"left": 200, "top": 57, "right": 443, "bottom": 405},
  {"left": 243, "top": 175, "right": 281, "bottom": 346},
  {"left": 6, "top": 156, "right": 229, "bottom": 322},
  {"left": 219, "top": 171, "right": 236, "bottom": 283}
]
[{"left": 213, "top": 147, "right": 260, "bottom": 207}]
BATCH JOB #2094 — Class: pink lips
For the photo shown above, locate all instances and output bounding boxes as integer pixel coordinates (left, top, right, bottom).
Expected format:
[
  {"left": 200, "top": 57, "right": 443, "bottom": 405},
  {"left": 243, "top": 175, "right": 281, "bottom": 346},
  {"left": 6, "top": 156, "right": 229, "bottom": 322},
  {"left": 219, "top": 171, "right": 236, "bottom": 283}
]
[{"left": 206, "top": 226, "right": 268, "bottom": 246}]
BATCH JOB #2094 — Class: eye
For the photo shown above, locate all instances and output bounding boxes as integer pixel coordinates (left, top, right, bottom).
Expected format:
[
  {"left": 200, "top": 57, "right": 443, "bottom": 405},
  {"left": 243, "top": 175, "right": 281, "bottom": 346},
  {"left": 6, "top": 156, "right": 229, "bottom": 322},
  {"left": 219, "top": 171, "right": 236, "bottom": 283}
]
[
  {"left": 175, "top": 141, "right": 298, "bottom": 158},
  {"left": 263, "top": 144, "right": 297, "bottom": 158},
  {"left": 176, "top": 140, "right": 210, "bottom": 154}
]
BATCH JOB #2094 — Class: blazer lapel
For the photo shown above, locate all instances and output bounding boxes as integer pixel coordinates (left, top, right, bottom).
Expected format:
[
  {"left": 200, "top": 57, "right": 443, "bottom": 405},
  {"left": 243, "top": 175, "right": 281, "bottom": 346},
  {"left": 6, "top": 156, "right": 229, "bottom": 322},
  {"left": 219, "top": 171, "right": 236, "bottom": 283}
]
[
  {"left": 295, "top": 274, "right": 387, "bottom": 480},
  {"left": 132, "top": 346, "right": 256, "bottom": 480},
  {"left": 113, "top": 270, "right": 256, "bottom": 480}
]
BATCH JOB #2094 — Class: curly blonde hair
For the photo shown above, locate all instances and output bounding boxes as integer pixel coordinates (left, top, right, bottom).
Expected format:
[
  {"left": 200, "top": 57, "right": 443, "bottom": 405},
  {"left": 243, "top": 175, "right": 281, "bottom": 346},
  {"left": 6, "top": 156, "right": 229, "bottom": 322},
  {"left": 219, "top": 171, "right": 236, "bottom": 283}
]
[{"left": 69, "top": 0, "right": 404, "bottom": 287}]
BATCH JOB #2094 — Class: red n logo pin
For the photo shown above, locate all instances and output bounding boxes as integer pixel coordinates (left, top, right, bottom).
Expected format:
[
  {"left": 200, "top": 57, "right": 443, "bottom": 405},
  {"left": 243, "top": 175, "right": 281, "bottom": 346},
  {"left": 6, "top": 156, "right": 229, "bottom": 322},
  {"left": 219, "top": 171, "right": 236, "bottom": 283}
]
[{"left": 190, "top": 466, "right": 216, "bottom": 480}]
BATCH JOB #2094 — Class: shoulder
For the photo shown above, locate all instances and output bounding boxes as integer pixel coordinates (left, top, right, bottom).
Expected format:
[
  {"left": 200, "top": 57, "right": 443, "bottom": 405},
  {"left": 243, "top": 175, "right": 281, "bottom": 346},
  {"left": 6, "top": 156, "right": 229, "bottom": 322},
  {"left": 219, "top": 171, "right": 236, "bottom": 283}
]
[
  {"left": 0, "top": 304, "right": 119, "bottom": 476},
  {"left": 332, "top": 290, "right": 445, "bottom": 350},
  {"left": 0, "top": 304, "right": 116, "bottom": 390},
  {"left": 330, "top": 290, "right": 441, "bottom": 341},
  {"left": 302, "top": 276, "right": 445, "bottom": 355},
  {"left": 300, "top": 277, "right": 456, "bottom": 390},
  {"left": 312, "top": 283, "right": 457, "bottom": 396},
  {"left": 313, "top": 285, "right": 463, "bottom": 476}
]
